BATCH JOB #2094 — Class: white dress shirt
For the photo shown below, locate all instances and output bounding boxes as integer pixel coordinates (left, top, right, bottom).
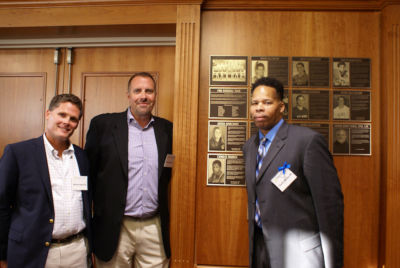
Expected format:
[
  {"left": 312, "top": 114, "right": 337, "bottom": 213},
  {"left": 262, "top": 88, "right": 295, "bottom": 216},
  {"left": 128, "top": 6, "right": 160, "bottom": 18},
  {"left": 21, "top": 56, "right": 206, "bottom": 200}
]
[{"left": 43, "top": 134, "right": 86, "bottom": 239}]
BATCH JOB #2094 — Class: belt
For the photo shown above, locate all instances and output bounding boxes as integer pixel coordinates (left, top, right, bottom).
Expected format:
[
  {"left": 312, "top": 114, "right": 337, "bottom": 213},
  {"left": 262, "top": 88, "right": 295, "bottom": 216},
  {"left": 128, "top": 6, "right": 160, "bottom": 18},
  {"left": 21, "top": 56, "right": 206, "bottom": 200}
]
[
  {"left": 51, "top": 231, "right": 84, "bottom": 244},
  {"left": 124, "top": 214, "right": 158, "bottom": 221}
]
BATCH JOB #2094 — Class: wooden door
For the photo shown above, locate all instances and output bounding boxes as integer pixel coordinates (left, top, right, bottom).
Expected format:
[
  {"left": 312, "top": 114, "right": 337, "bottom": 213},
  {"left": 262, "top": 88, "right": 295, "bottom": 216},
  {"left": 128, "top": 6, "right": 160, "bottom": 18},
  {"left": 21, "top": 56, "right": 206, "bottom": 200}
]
[{"left": 0, "top": 49, "right": 56, "bottom": 155}]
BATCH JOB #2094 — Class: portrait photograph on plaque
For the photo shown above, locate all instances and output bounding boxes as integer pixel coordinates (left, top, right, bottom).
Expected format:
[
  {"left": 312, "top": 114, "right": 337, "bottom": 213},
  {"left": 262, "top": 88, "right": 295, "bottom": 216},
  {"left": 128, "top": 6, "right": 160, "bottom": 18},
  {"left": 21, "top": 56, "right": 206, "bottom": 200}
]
[
  {"left": 210, "top": 56, "right": 248, "bottom": 86},
  {"left": 292, "top": 57, "right": 330, "bottom": 87},
  {"left": 332, "top": 127, "right": 350, "bottom": 154},
  {"left": 208, "top": 121, "right": 248, "bottom": 152},
  {"left": 208, "top": 122, "right": 226, "bottom": 151},
  {"left": 333, "top": 61, "right": 350, "bottom": 87},
  {"left": 207, "top": 155, "right": 226, "bottom": 185},
  {"left": 209, "top": 88, "right": 248, "bottom": 119},
  {"left": 292, "top": 90, "right": 329, "bottom": 121},
  {"left": 251, "top": 58, "right": 268, "bottom": 84},
  {"left": 292, "top": 92, "right": 310, "bottom": 120},
  {"left": 333, "top": 58, "right": 371, "bottom": 88},
  {"left": 207, "top": 154, "right": 245, "bottom": 186},
  {"left": 333, "top": 94, "right": 351, "bottom": 120},
  {"left": 251, "top": 56, "right": 289, "bottom": 86},
  {"left": 292, "top": 60, "right": 310, "bottom": 87},
  {"left": 333, "top": 91, "right": 371, "bottom": 121},
  {"left": 332, "top": 124, "right": 371, "bottom": 155}
]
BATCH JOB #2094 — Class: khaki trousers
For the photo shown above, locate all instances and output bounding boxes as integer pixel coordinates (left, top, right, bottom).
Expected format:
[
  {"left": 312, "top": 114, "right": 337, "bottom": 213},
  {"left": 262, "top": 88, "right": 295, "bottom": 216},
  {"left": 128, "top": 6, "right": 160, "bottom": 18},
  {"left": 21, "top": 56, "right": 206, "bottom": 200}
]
[
  {"left": 95, "top": 216, "right": 169, "bottom": 268},
  {"left": 45, "top": 236, "right": 89, "bottom": 268}
]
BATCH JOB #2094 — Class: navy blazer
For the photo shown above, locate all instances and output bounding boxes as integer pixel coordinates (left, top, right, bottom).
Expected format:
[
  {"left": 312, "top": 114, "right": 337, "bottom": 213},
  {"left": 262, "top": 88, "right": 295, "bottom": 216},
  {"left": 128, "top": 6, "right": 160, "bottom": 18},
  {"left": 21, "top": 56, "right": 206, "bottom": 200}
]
[
  {"left": 0, "top": 136, "right": 92, "bottom": 268},
  {"left": 85, "top": 111, "right": 173, "bottom": 261},
  {"left": 243, "top": 122, "right": 343, "bottom": 268}
]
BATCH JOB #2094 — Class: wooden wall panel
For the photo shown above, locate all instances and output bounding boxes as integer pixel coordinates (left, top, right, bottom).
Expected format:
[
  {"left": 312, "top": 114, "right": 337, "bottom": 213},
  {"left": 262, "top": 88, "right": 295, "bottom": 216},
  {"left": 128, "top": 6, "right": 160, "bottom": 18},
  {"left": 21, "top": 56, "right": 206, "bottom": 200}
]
[
  {"left": 65, "top": 46, "right": 175, "bottom": 146},
  {"left": 381, "top": 4, "right": 400, "bottom": 268},
  {"left": 202, "top": 0, "right": 398, "bottom": 11},
  {"left": 197, "top": 11, "right": 381, "bottom": 267},
  {"left": 169, "top": 4, "right": 201, "bottom": 268},
  {"left": 0, "top": 74, "right": 46, "bottom": 155},
  {"left": 0, "top": 5, "right": 177, "bottom": 27}
]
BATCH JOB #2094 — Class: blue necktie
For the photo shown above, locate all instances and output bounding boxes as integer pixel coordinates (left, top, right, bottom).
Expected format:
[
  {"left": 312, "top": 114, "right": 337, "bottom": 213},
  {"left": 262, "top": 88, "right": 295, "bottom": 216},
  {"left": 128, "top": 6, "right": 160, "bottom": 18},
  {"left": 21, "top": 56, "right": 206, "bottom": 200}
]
[{"left": 255, "top": 137, "right": 268, "bottom": 228}]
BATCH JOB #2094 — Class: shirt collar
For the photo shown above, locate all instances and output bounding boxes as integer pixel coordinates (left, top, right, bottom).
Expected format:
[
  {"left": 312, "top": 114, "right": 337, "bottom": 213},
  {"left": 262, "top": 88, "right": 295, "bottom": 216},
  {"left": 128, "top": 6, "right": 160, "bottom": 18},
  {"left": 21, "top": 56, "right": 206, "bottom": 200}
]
[
  {"left": 43, "top": 133, "right": 74, "bottom": 158},
  {"left": 127, "top": 109, "right": 154, "bottom": 129},
  {"left": 258, "top": 118, "right": 284, "bottom": 143}
]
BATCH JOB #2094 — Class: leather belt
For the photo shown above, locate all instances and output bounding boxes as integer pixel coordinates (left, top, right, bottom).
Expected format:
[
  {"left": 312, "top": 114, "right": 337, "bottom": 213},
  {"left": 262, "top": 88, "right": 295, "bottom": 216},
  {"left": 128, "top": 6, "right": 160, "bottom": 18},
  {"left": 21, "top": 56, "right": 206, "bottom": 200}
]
[
  {"left": 51, "top": 231, "right": 84, "bottom": 244},
  {"left": 124, "top": 214, "right": 158, "bottom": 221}
]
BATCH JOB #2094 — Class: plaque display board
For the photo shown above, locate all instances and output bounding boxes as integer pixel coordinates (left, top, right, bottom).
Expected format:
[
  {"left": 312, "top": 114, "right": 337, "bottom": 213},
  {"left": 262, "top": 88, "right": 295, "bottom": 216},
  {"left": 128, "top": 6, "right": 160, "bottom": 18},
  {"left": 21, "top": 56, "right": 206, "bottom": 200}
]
[
  {"left": 210, "top": 56, "right": 248, "bottom": 86},
  {"left": 251, "top": 56, "right": 289, "bottom": 86},
  {"left": 292, "top": 57, "right": 330, "bottom": 87},
  {"left": 332, "top": 124, "right": 371, "bottom": 155},
  {"left": 333, "top": 91, "right": 371, "bottom": 121},
  {"left": 292, "top": 90, "right": 330, "bottom": 120},
  {"left": 293, "top": 123, "right": 330, "bottom": 144},
  {"left": 208, "top": 55, "right": 373, "bottom": 188},
  {"left": 333, "top": 58, "right": 371, "bottom": 88},
  {"left": 207, "top": 154, "right": 245, "bottom": 186},
  {"left": 208, "top": 121, "right": 248, "bottom": 152},
  {"left": 209, "top": 88, "right": 248, "bottom": 119}
]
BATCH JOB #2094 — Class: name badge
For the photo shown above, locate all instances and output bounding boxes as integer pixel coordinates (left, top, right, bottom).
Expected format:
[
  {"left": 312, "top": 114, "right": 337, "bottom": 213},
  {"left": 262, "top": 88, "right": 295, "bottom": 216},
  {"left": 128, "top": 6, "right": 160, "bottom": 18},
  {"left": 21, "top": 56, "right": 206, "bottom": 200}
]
[
  {"left": 72, "top": 176, "right": 88, "bottom": 191},
  {"left": 164, "top": 154, "right": 175, "bottom": 168},
  {"left": 271, "top": 169, "right": 297, "bottom": 192}
]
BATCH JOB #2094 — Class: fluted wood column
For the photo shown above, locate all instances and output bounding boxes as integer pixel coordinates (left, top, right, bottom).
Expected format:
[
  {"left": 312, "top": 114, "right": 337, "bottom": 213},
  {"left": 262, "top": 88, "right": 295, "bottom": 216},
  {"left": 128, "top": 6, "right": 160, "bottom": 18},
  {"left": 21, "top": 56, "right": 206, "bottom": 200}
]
[
  {"left": 381, "top": 3, "right": 400, "bottom": 267},
  {"left": 170, "top": 4, "right": 200, "bottom": 268}
]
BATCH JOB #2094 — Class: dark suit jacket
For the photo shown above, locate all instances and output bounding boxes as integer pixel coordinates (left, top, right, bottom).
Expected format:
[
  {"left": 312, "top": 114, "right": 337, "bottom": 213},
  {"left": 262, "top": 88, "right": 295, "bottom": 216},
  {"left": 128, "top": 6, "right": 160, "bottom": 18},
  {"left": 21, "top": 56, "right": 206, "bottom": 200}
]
[
  {"left": 0, "top": 136, "right": 92, "bottom": 268},
  {"left": 243, "top": 122, "right": 343, "bottom": 268},
  {"left": 85, "top": 111, "right": 173, "bottom": 261}
]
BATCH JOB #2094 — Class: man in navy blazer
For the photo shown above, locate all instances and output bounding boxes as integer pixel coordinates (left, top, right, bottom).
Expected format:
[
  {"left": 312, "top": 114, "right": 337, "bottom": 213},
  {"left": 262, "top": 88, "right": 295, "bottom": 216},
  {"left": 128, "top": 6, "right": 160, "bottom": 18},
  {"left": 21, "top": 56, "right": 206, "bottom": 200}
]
[
  {"left": 0, "top": 94, "right": 92, "bottom": 268},
  {"left": 243, "top": 77, "right": 343, "bottom": 268}
]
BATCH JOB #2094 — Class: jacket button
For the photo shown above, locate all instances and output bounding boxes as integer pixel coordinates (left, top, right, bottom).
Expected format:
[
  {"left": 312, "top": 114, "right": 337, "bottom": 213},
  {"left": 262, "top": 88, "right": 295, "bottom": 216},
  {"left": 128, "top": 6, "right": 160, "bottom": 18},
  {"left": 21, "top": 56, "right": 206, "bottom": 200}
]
[
  {"left": 49, "top": 219, "right": 54, "bottom": 223},
  {"left": 45, "top": 242, "right": 50, "bottom": 247}
]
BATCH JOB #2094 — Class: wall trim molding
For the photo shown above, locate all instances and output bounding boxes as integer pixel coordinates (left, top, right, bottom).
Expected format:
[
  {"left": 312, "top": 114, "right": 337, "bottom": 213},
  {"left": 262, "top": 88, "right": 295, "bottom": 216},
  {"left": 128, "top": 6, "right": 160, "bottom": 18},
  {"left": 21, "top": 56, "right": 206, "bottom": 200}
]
[
  {"left": 201, "top": 0, "right": 400, "bottom": 11},
  {"left": 0, "top": 37, "right": 176, "bottom": 49},
  {"left": 0, "top": 0, "right": 203, "bottom": 8}
]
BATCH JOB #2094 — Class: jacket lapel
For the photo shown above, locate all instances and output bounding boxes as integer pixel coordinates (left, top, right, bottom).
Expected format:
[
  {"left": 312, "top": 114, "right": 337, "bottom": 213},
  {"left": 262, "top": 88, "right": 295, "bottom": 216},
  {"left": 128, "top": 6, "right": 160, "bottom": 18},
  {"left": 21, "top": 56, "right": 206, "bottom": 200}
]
[
  {"left": 111, "top": 111, "right": 129, "bottom": 178},
  {"left": 248, "top": 135, "right": 259, "bottom": 186},
  {"left": 256, "top": 122, "right": 288, "bottom": 183},
  {"left": 153, "top": 117, "right": 166, "bottom": 179},
  {"left": 34, "top": 136, "right": 54, "bottom": 208},
  {"left": 74, "top": 146, "right": 90, "bottom": 221}
]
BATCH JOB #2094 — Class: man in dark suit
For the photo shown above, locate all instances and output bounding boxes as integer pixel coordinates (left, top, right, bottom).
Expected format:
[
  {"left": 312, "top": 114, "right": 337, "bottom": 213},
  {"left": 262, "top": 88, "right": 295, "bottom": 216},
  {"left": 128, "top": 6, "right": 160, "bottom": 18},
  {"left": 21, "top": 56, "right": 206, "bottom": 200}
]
[
  {"left": 85, "top": 72, "right": 173, "bottom": 267},
  {"left": 243, "top": 77, "right": 343, "bottom": 268},
  {"left": 0, "top": 94, "right": 92, "bottom": 268}
]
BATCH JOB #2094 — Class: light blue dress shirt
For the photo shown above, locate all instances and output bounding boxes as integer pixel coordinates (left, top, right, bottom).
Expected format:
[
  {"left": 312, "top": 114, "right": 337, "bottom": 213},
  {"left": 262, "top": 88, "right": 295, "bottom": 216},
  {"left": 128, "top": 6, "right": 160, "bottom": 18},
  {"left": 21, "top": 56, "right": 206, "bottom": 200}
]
[
  {"left": 125, "top": 109, "right": 159, "bottom": 218},
  {"left": 258, "top": 118, "right": 284, "bottom": 152}
]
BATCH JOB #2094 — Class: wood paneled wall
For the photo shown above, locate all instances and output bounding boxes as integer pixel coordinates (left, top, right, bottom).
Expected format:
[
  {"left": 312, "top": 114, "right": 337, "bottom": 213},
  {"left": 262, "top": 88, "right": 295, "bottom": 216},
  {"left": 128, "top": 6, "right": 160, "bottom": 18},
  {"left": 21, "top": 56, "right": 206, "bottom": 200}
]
[
  {"left": 1, "top": 1, "right": 400, "bottom": 267},
  {"left": 381, "top": 4, "right": 400, "bottom": 268},
  {"left": 197, "top": 10, "right": 381, "bottom": 267}
]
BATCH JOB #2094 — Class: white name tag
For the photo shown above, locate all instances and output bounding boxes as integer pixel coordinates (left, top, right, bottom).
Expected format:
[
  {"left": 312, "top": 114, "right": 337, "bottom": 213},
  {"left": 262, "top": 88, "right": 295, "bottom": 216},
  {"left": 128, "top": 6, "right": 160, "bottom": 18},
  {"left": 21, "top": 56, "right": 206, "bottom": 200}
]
[
  {"left": 163, "top": 154, "right": 175, "bottom": 168},
  {"left": 271, "top": 169, "right": 297, "bottom": 192},
  {"left": 72, "top": 176, "right": 88, "bottom": 191}
]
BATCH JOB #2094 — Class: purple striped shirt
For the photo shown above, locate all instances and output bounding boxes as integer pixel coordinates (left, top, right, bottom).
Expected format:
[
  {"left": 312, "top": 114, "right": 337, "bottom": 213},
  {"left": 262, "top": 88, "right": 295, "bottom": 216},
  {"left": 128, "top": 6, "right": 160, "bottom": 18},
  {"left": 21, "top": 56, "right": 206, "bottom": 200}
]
[{"left": 124, "top": 109, "right": 159, "bottom": 218}]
